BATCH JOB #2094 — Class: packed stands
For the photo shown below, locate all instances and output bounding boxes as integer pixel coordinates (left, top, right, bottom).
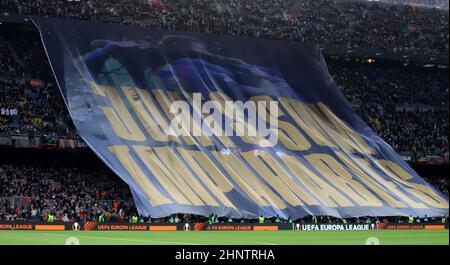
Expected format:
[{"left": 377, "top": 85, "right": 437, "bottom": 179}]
[
  {"left": 0, "top": 163, "right": 447, "bottom": 222},
  {"left": 1, "top": 30, "right": 448, "bottom": 160},
  {"left": 0, "top": 30, "right": 77, "bottom": 141},
  {"left": 0, "top": 0, "right": 448, "bottom": 57},
  {"left": 0, "top": 164, "right": 136, "bottom": 222},
  {"left": 0, "top": 0, "right": 448, "bottom": 223},
  {"left": 327, "top": 63, "right": 449, "bottom": 159}
]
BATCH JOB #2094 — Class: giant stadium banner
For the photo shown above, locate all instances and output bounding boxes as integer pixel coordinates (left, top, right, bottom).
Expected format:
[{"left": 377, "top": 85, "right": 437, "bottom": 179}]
[{"left": 32, "top": 17, "right": 448, "bottom": 219}]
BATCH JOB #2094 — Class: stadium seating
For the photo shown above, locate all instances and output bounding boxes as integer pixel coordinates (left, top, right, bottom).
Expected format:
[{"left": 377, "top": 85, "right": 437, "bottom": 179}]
[
  {"left": 1, "top": 0, "right": 448, "bottom": 56},
  {"left": 0, "top": 0, "right": 448, "bottom": 223},
  {"left": 1, "top": 163, "right": 447, "bottom": 222},
  {"left": 1, "top": 32, "right": 447, "bottom": 160},
  {"left": 0, "top": 164, "right": 136, "bottom": 222}
]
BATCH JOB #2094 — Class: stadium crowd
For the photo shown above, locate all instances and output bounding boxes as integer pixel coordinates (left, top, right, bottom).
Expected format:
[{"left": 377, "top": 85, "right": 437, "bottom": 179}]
[
  {"left": 0, "top": 33, "right": 77, "bottom": 140},
  {"left": 1, "top": 0, "right": 448, "bottom": 57},
  {"left": 0, "top": 1, "right": 448, "bottom": 224},
  {"left": 0, "top": 164, "right": 136, "bottom": 222},
  {"left": 0, "top": 164, "right": 447, "bottom": 223},
  {"left": 1, "top": 34, "right": 448, "bottom": 159},
  {"left": 328, "top": 63, "right": 449, "bottom": 158}
]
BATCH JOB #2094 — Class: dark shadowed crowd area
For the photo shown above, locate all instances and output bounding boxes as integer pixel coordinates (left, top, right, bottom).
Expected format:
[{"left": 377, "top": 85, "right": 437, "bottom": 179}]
[{"left": 1, "top": 0, "right": 448, "bottom": 56}]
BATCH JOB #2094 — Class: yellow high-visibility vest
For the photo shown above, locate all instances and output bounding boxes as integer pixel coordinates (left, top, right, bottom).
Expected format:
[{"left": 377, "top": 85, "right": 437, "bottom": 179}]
[{"left": 47, "top": 215, "right": 55, "bottom": 222}]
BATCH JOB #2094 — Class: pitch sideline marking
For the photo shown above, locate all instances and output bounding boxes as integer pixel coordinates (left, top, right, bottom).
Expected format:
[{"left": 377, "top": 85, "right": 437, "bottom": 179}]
[
  {"left": 40, "top": 232, "right": 200, "bottom": 245},
  {"left": 40, "top": 232, "right": 279, "bottom": 245}
]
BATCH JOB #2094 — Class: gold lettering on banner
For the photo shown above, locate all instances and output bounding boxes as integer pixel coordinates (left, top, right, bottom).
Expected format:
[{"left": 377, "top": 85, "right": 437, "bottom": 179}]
[
  {"left": 177, "top": 148, "right": 235, "bottom": 208},
  {"left": 151, "top": 146, "right": 219, "bottom": 206},
  {"left": 306, "top": 154, "right": 383, "bottom": 207},
  {"left": 241, "top": 150, "right": 318, "bottom": 206},
  {"left": 133, "top": 145, "right": 199, "bottom": 205},
  {"left": 278, "top": 97, "right": 335, "bottom": 148},
  {"left": 334, "top": 151, "right": 406, "bottom": 208},
  {"left": 314, "top": 102, "right": 375, "bottom": 155},
  {"left": 90, "top": 83, "right": 145, "bottom": 141},
  {"left": 209, "top": 92, "right": 269, "bottom": 146},
  {"left": 251, "top": 96, "right": 310, "bottom": 151},
  {"left": 172, "top": 92, "right": 214, "bottom": 147},
  {"left": 152, "top": 89, "right": 199, "bottom": 146},
  {"left": 90, "top": 81, "right": 107, "bottom": 96},
  {"left": 279, "top": 154, "right": 353, "bottom": 207},
  {"left": 123, "top": 87, "right": 179, "bottom": 143},
  {"left": 108, "top": 145, "right": 171, "bottom": 206},
  {"left": 351, "top": 157, "right": 426, "bottom": 208},
  {"left": 134, "top": 145, "right": 219, "bottom": 206},
  {"left": 305, "top": 103, "right": 359, "bottom": 153},
  {"left": 212, "top": 151, "right": 286, "bottom": 209},
  {"left": 185, "top": 92, "right": 235, "bottom": 148},
  {"left": 376, "top": 160, "right": 448, "bottom": 209}
]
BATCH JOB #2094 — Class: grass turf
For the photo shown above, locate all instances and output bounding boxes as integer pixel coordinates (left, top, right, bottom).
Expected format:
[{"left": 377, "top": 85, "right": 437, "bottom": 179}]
[{"left": 0, "top": 230, "right": 448, "bottom": 245}]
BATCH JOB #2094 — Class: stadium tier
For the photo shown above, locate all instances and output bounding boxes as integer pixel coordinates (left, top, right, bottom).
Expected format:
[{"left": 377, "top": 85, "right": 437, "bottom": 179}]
[
  {"left": 1, "top": 0, "right": 448, "bottom": 57},
  {"left": 0, "top": 24, "right": 447, "bottom": 162},
  {"left": 0, "top": 1, "right": 448, "bottom": 230}
]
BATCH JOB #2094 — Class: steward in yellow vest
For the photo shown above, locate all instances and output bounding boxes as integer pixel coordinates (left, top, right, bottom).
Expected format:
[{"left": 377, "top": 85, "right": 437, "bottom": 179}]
[
  {"left": 47, "top": 214, "right": 55, "bottom": 222},
  {"left": 131, "top": 215, "right": 138, "bottom": 223},
  {"left": 258, "top": 215, "right": 265, "bottom": 224}
]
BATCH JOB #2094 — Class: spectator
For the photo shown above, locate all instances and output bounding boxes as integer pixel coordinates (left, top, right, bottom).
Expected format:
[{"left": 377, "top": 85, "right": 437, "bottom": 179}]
[{"left": 1, "top": 0, "right": 448, "bottom": 56}]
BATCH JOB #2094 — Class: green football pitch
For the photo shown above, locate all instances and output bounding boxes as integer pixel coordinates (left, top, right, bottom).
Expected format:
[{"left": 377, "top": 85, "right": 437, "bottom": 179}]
[{"left": 0, "top": 230, "right": 448, "bottom": 245}]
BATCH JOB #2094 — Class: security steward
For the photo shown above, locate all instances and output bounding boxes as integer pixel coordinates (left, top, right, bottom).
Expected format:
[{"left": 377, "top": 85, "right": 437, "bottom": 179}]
[
  {"left": 258, "top": 215, "right": 265, "bottom": 224},
  {"left": 47, "top": 213, "right": 55, "bottom": 223}
]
